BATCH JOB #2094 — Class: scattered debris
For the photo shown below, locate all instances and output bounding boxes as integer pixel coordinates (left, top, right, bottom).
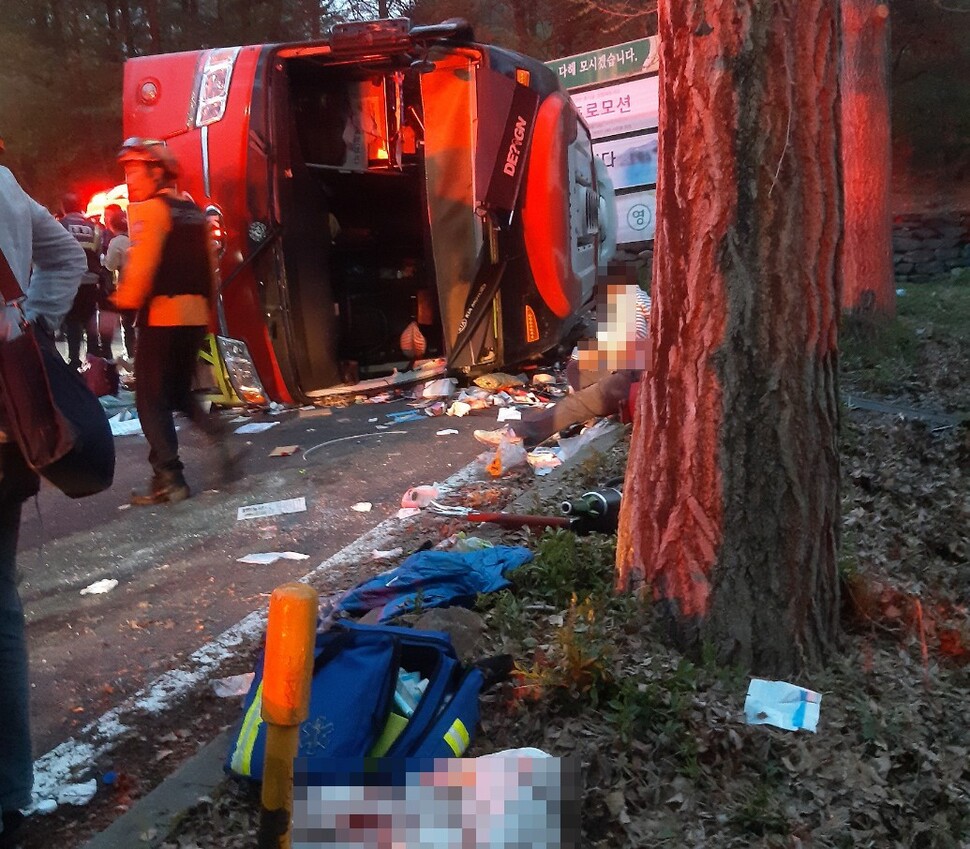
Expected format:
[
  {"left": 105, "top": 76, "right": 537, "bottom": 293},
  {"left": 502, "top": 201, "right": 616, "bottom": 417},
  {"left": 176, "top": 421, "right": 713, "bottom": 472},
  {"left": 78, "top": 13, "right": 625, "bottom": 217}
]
[
  {"left": 212, "top": 672, "right": 256, "bottom": 698},
  {"left": 436, "top": 428, "right": 459, "bottom": 436},
  {"left": 56, "top": 778, "right": 98, "bottom": 806},
  {"left": 269, "top": 445, "right": 299, "bottom": 457},
  {"left": 400, "top": 485, "right": 439, "bottom": 509},
  {"left": 80, "top": 578, "right": 119, "bottom": 595},
  {"left": 744, "top": 678, "right": 822, "bottom": 732},
  {"left": 371, "top": 547, "right": 404, "bottom": 561},
  {"left": 446, "top": 401, "right": 471, "bottom": 417},
  {"left": 236, "top": 552, "right": 310, "bottom": 565},
  {"left": 352, "top": 502, "right": 373, "bottom": 512},
  {"left": 108, "top": 410, "right": 142, "bottom": 437},
  {"left": 473, "top": 372, "right": 525, "bottom": 391},
  {"left": 237, "top": 497, "right": 307, "bottom": 520},
  {"left": 385, "top": 409, "right": 424, "bottom": 424},
  {"left": 233, "top": 421, "right": 280, "bottom": 434}
]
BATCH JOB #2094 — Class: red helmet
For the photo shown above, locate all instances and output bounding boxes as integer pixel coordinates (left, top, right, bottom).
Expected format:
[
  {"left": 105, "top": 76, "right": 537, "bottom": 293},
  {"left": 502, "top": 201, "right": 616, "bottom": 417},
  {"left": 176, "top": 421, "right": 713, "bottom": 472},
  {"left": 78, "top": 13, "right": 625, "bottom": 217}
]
[{"left": 117, "top": 137, "right": 180, "bottom": 180}]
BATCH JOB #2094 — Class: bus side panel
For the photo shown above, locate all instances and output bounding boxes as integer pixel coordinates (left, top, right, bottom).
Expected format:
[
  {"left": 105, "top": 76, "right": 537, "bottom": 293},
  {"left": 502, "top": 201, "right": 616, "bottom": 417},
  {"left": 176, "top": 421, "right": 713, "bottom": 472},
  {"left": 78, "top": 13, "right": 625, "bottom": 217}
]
[{"left": 125, "top": 46, "right": 292, "bottom": 403}]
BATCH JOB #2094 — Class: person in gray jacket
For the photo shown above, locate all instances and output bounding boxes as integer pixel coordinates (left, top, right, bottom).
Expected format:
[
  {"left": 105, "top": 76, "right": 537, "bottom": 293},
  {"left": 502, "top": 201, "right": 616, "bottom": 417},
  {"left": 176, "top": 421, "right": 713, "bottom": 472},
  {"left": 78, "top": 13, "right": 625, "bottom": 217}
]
[{"left": 0, "top": 164, "right": 85, "bottom": 848}]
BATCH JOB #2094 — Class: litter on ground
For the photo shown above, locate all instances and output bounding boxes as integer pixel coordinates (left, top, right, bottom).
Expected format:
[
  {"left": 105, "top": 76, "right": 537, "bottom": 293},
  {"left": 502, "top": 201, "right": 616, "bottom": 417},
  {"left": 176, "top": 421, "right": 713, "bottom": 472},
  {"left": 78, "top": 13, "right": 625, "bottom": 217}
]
[
  {"left": 269, "top": 445, "right": 299, "bottom": 457},
  {"left": 744, "top": 678, "right": 822, "bottom": 732},
  {"left": 237, "top": 497, "right": 307, "bottom": 520},
  {"left": 236, "top": 552, "right": 310, "bottom": 565},
  {"left": 80, "top": 578, "right": 119, "bottom": 595},
  {"left": 234, "top": 421, "right": 280, "bottom": 434}
]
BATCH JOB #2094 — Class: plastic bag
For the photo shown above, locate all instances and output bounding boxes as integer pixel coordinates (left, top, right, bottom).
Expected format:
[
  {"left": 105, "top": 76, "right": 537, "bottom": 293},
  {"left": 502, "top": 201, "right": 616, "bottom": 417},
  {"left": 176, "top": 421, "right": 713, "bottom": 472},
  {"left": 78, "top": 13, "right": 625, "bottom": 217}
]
[{"left": 483, "top": 436, "right": 528, "bottom": 477}]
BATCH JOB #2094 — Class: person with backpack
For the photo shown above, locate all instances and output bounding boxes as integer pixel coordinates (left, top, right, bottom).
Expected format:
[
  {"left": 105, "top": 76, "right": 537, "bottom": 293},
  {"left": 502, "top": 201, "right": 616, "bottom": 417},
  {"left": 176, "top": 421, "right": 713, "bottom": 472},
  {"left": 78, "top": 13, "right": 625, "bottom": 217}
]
[
  {"left": 58, "top": 193, "right": 108, "bottom": 369},
  {"left": 0, "top": 165, "right": 86, "bottom": 849},
  {"left": 110, "top": 137, "right": 240, "bottom": 504}
]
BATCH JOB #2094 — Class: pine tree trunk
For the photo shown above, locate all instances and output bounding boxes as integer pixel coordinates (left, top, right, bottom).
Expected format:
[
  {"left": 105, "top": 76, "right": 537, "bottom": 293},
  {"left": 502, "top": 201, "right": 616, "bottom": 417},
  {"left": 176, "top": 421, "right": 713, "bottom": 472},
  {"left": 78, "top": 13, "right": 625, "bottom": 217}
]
[
  {"left": 841, "top": 1, "right": 894, "bottom": 318},
  {"left": 616, "top": 0, "right": 843, "bottom": 677}
]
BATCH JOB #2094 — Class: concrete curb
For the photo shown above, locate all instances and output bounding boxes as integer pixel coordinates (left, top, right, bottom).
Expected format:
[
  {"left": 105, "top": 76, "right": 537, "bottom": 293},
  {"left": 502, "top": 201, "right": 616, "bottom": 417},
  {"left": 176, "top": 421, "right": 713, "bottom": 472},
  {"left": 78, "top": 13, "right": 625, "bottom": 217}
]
[
  {"left": 80, "top": 731, "right": 230, "bottom": 849},
  {"left": 77, "top": 421, "right": 627, "bottom": 848}
]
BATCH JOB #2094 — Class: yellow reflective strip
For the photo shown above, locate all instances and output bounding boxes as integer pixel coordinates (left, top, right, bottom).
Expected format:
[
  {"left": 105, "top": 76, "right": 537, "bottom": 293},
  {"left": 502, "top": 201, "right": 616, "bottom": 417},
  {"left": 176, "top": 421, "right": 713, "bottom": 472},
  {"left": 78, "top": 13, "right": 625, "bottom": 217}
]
[
  {"left": 443, "top": 718, "right": 470, "bottom": 756},
  {"left": 230, "top": 682, "right": 265, "bottom": 776}
]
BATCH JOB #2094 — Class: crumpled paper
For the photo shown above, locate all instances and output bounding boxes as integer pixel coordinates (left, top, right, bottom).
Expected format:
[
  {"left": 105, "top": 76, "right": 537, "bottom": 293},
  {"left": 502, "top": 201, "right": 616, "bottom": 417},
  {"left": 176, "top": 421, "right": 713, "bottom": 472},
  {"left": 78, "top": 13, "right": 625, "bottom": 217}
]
[{"left": 744, "top": 678, "right": 822, "bottom": 732}]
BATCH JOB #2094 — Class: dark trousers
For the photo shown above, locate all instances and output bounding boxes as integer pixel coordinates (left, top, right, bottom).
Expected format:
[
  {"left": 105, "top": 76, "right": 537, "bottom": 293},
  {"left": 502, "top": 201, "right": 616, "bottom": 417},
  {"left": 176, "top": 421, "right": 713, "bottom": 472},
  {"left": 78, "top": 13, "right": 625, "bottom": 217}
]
[
  {"left": 65, "top": 283, "right": 99, "bottom": 368},
  {"left": 0, "top": 484, "right": 30, "bottom": 814},
  {"left": 64, "top": 318, "right": 89, "bottom": 368},
  {"left": 120, "top": 312, "right": 137, "bottom": 360},
  {"left": 516, "top": 370, "right": 636, "bottom": 447},
  {"left": 135, "top": 325, "right": 223, "bottom": 477}
]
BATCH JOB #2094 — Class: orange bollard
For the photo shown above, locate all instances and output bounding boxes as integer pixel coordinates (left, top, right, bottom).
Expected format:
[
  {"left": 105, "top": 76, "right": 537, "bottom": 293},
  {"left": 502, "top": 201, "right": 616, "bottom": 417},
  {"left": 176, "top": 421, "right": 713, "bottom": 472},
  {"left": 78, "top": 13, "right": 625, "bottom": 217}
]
[{"left": 257, "top": 582, "right": 319, "bottom": 849}]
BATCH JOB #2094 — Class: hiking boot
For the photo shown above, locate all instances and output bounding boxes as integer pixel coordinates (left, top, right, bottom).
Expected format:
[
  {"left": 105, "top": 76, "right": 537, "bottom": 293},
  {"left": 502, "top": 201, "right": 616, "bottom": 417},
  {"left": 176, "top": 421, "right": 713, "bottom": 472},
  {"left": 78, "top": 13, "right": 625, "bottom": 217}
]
[{"left": 130, "top": 470, "right": 190, "bottom": 506}]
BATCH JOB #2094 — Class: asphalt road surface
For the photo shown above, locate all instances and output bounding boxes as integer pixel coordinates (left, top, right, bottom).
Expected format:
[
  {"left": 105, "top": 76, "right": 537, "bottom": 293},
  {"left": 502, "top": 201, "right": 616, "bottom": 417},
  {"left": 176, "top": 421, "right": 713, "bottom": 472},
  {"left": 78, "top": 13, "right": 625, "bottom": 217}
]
[{"left": 19, "top": 397, "right": 497, "bottom": 760}]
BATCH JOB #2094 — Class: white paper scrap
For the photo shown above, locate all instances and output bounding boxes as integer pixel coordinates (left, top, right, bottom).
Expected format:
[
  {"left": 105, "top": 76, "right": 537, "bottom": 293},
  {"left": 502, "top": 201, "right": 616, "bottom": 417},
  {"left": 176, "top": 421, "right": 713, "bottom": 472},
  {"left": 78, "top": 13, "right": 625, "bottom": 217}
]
[
  {"left": 80, "top": 578, "right": 118, "bottom": 596},
  {"left": 56, "top": 779, "right": 98, "bottom": 806},
  {"left": 744, "top": 678, "right": 822, "bottom": 732},
  {"left": 212, "top": 672, "right": 256, "bottom": 697},
  {"left": 352, "top": 502, "right": 373, "bottom": 512},
  {"left": 237, "top": 497, "right": 307, "bottom": 520},
  {"left": 234, "top": 421, "right": 281, "bottom": 434},
  {"left": 108, "top": 412, "right": 143, "bottom": 437},
  {"left": 497, "top": 407, "right": 522, "bottom": 422},
  {"left": 237, "top": 551, "right": 310, "bottom": 565},
  {"left": 436, "top": 429, "right": 459, "bottom": 436}
]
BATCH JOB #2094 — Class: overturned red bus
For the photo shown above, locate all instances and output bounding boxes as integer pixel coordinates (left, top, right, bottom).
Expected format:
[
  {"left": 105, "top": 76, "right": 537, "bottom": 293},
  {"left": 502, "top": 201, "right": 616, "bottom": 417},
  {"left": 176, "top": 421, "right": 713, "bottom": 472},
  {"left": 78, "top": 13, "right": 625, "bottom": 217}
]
[{"left": 122, "top": 18, "right": 616, "bottom": 404}]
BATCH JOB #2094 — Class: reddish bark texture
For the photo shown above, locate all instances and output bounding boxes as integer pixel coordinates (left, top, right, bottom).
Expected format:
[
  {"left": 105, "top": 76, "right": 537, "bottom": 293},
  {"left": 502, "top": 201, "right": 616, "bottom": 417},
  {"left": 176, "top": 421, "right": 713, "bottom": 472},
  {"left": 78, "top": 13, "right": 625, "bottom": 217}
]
[
  {"left": 841, "top": 1, "right": 894, "bottom": 316},
  {"left": 616, "top": 0, "right": 842, "bottom": 675}
]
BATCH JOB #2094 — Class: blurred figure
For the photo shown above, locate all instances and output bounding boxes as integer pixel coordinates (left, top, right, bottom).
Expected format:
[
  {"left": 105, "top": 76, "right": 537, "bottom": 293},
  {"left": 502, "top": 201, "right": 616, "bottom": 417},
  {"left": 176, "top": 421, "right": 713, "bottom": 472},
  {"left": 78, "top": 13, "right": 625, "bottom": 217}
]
[
  {"left": 58, "top": 193, "right": 108, "bottom": 369},
  {"left": 476, "top": 269, "right": 650, "bottom": 448},
  {"left": 102, "top": 204, "right": 134, "bottom": 370},
  {"left": 0, "top": 164, "right": 85, "bottom": 849},
  {"left": 111, "top": 138, "right": 235, "bottom": 505}
]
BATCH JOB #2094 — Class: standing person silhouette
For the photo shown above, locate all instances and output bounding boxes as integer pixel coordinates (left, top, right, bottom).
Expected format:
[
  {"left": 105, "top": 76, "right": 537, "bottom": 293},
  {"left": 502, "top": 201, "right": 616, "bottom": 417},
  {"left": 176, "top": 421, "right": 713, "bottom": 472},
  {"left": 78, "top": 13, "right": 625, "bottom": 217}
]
[
  {"left": 110, "top": 138, "right": 238, "bottom": 504},
  {"left": 0, "top": 163, "right": 85, "bottom": 848}
]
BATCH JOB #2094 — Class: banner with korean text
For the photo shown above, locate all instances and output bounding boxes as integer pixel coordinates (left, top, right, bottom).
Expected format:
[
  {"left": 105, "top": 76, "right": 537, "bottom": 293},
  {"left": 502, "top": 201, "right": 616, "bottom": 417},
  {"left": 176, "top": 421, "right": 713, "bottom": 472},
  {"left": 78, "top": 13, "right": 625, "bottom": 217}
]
[{"left": 548, "top": 38, "right": 659, "bottom": 245}]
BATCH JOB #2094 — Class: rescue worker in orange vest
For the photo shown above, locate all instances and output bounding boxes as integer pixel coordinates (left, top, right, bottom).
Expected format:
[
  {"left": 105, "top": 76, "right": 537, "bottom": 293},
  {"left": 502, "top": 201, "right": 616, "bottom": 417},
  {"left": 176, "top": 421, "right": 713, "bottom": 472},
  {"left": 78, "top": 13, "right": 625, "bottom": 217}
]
[{"left": 110, "top": 137, "right": 236, "bottom": 505}]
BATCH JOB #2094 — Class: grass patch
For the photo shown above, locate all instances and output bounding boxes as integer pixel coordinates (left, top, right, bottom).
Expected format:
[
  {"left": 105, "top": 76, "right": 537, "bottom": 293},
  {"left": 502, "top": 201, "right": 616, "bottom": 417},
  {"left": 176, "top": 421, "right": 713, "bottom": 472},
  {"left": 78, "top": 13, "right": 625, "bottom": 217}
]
[{"left": 840, "top": 278, "right": 970, "bottom": 394}]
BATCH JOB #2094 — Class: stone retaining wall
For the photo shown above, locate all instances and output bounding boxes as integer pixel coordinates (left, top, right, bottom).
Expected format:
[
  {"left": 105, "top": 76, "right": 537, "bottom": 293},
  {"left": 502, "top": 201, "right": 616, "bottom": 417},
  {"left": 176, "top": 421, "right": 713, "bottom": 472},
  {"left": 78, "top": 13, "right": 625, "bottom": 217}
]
[
  {"left": 894, "top": 212, "right": 970, "bottom": 283},
  {"left": 626, "top": 211, "right": 970, "bottom": 285}
]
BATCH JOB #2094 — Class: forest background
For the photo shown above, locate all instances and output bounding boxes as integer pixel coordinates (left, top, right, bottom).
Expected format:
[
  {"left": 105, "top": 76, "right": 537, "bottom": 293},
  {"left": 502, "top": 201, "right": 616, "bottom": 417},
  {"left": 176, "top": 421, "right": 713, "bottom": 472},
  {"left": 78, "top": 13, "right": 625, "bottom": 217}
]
[{"left": 0, "top": 0, "right": 968, "bottom": 211}]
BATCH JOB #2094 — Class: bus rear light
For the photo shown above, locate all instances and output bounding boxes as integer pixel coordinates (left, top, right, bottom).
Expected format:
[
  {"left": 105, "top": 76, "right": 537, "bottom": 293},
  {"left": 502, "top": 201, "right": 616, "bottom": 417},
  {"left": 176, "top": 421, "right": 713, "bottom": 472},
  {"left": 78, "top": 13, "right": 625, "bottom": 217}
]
[
  {"left": 524, "top": 305, "right": 539, "bottom": 343},
  {"left": 194, "top": 47, "right": 240, "bottom": 127}
]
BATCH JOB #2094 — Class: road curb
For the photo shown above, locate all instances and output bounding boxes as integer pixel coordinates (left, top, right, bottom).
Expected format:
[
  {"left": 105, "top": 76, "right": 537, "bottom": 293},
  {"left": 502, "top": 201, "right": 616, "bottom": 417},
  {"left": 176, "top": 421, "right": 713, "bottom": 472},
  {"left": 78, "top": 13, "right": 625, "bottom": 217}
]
[
  {"left": 80, "top": 731, "right": 230, "bottom": 849},
  {"left": 75, "top": 420, "right": 628, "bottom": 848}
]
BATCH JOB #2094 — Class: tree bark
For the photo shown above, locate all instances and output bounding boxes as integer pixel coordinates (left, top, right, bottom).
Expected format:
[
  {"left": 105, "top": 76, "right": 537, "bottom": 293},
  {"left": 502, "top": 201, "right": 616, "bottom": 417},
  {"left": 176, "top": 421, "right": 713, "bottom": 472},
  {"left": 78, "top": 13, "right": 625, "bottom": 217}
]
[
  {"left": 616, "top": 0, "right": 843, "bottom": 677},
  {"left": 841, "top": 1, "right": 894, "bottom": 318}
]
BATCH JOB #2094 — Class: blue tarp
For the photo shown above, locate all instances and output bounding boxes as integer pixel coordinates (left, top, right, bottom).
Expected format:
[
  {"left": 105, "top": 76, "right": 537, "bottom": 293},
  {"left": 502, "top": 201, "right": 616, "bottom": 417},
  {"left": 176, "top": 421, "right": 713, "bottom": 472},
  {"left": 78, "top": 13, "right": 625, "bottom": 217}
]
[{"left": 337, "top": 546, "right": 533, "bottom": 622}]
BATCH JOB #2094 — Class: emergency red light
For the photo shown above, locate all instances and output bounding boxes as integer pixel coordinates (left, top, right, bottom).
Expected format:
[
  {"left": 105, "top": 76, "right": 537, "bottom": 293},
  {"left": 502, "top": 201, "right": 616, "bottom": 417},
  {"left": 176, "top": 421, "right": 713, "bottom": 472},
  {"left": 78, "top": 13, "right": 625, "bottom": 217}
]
[
  {"left": 524, "top": 305, "right": 539, "bottom": 343},
  {"left": 138, "top": 79, "right": 161, "bottom": 106}
]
